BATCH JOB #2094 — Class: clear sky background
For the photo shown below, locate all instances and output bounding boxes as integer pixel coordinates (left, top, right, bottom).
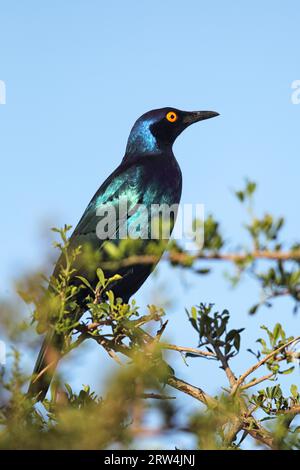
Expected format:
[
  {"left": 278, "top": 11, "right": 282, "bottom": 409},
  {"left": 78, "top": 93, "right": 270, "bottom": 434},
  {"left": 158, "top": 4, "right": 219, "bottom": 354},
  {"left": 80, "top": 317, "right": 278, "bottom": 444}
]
[{"left": 0, "top": 1, "right": 299, "bottom": 449}]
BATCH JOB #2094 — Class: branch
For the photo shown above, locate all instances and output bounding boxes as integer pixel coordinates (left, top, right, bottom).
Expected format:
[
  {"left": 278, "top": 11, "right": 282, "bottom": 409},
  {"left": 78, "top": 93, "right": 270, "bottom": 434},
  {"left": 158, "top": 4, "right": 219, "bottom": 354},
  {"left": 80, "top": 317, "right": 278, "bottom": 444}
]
[
  {"left": 231, "top": 336, "right": 300, "bottom": 395},
  {"left": 276, "top": 405, "right": 300, "bottom": 416},
  {"left": 71, "top": 308, "right": 290, "bottom": 450},
  {"left": 161, "top": 343, "right": 216, "bottom": 358},
  {"left": 242, "top": 418, "right": 277, "bottom": 449},
  {"left": 99, "top": 249, "right": 300, "bottom": 271},
  {"left": 167, "top": 376, "right": 217, "bottom": 408},
  {"left": 168, "top": 377, "right": 277, "bottom": 449},
  {"left": 206, "top": 334, "right": 237, "bottom": 388},
  {"left": 140, "top": 393, "right": 176, "bottom": 400},
  {"left": 240, "top": 373, "right": 274, "bottom": 391}
]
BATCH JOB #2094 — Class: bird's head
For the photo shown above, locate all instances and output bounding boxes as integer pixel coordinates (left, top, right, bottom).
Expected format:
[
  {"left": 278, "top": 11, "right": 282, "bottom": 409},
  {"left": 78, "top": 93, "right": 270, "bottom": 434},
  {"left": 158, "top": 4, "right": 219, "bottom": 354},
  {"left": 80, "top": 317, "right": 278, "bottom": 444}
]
[{"left": 125, "top": 107, "right": 219, "bottom": 157}]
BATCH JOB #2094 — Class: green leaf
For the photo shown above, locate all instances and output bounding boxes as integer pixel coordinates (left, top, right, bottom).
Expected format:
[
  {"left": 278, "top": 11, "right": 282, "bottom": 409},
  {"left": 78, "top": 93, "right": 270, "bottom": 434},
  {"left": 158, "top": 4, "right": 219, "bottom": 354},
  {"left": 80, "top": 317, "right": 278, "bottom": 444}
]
[
  {"left": 104, "top": 242, "right": 121, "bottom": 259},
  {"left": 106, "top": 289, "right": 115, "bottom": 305},
  {"left": 273, "top": 323, "right": 282, "bottom": 343},
  {"left": 108, "top": 274, "right": 122, "bottom": 284},
  {"left": 235, "top": 191, "right": 245, "bottom": 202},
  {"left": 64, "top": 383, "right": 73, "bottom": 396},
  {"left": 290, "top": 384, "right": 298, "bottom": 398},
  {"left": 234, "top": 334, "right": 241, "bottom": 352},
  {"left": 191, "top": 306, "right": 197, "bottom": 321},
  {"left": 76, "top": 276, "right": 94, "bottom": 292},
  {"left": 96, "top": 268, "right": 106, "bottom": 287},
  {"left": 249, "top": 304, "right": 259, "bottom": 315},
  {"left": 279, "top": 366, "right": 295, "bottom": 375},
  {"left": 246, "top": 180, "right": 257, "bottom": 196}
]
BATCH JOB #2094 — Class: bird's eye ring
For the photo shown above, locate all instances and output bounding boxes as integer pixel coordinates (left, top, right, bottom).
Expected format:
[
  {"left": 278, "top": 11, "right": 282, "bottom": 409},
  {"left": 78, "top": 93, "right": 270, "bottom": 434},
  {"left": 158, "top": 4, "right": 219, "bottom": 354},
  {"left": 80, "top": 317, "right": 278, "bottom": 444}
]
[{"left": 166, "top": 111, "right": 178, "bottom": 123}]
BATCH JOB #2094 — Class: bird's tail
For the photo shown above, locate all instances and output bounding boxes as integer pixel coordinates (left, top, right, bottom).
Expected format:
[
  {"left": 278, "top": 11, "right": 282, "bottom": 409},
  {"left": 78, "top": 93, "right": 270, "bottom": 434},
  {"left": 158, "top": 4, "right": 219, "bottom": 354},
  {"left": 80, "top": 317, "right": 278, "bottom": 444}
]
[{"left": 28, "top": 331, "right": 63, "bottom": 401}]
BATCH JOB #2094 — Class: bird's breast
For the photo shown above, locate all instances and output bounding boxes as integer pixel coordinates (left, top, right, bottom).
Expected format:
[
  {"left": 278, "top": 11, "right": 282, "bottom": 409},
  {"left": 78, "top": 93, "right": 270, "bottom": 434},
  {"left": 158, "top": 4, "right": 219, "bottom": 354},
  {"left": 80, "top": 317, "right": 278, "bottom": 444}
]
[{"left": 126, "top": 156, "right": 182, "bottom": 240}]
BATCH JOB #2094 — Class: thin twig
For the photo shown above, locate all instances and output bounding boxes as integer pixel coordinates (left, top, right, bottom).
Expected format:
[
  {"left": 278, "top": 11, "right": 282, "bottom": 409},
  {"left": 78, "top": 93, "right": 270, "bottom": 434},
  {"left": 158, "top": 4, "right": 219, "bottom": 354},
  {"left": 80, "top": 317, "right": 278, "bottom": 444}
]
[
  {"left": 161, "top": 343, "right": 216, "bottom": 358},
  {"left": 240, "top": 373, "right": 274, "bottom": 391},
  {"left": 232, "top": 336, "right": 300, "bottom": 395},
  {"left": 276, "top": 406, "right": 300, "bottom": 416},
  {"left": 140, "top": 393, "right": 176, "bottom": 400},
  {"left": 167, "top": 375, "right": 217, "bottom": 408}
]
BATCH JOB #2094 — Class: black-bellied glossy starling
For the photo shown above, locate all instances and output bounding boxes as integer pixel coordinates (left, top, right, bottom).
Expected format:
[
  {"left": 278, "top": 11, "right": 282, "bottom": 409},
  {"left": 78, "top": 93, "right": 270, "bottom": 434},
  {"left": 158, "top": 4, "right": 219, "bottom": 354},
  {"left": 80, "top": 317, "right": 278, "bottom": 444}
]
[{"left": 28, "top": 107, "right": 219, "bottom": 400}]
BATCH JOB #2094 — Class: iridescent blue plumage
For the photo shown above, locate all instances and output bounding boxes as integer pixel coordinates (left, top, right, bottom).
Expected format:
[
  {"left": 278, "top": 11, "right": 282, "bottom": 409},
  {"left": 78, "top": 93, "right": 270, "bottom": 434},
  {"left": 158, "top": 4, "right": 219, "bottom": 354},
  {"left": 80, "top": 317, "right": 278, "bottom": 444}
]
[
  {"left": 125, "top": 116, "right": 159, "bottom": 155},
  {"left": 29, "top": 106, "right": 219, "bottom": 400}
]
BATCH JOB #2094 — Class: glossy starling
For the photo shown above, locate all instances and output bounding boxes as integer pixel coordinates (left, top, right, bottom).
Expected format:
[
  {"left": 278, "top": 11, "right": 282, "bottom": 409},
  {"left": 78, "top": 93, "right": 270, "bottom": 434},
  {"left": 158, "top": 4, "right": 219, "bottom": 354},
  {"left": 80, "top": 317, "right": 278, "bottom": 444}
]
[{"left": 28, "top": 107, "right": 219, "bottom": 400}]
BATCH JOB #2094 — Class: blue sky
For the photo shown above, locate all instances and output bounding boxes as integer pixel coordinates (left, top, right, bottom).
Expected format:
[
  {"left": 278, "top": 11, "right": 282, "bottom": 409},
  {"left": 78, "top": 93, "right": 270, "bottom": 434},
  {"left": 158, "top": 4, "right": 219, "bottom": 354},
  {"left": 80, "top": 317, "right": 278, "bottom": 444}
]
[{"left": 0, "top": 1, "right": 299, "bottom": 448}]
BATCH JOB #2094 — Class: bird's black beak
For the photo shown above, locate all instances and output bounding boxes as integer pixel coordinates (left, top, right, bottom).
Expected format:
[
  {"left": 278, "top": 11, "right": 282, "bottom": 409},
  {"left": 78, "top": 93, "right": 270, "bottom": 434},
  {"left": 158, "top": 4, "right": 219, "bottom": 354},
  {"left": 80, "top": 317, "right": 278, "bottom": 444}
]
[{"left": 183, "top": 111, "right": 220, "bottom": 126}]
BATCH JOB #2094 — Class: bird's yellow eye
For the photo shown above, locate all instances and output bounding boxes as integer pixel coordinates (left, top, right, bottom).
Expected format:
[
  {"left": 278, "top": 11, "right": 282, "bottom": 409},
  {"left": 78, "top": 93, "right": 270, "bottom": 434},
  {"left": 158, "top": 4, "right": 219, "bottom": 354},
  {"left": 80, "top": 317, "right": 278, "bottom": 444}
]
[{"left": 166, "top": 111, "right": 178, "bottom": 123}]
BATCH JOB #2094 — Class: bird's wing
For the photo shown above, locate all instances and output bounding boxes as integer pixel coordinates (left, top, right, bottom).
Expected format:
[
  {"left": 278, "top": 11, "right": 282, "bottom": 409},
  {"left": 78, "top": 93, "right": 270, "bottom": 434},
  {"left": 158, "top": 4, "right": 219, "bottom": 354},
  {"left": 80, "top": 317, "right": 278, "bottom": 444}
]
[
  {"left": 29, "top": 160, "right": 153, "bottom": 401},
  {"left": 71, "top": 162, "right": 145, "bottom": 246}
]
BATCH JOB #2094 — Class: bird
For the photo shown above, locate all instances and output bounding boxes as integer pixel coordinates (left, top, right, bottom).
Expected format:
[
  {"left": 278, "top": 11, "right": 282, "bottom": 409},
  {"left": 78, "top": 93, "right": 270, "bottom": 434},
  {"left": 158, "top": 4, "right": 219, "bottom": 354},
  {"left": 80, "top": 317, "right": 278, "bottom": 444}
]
[{"left": 28, "top": 107, "right": 219, "bottom": 400}]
